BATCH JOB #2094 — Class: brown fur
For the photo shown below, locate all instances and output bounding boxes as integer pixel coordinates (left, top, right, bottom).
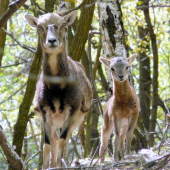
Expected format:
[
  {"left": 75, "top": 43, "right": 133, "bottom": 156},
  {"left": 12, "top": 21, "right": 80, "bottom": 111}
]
[
  {"left": 25, "top": 11, "right": 93, "bottom": 169},
  {"left": 99, "top": 55, "right": 139, "bottom": 163}
]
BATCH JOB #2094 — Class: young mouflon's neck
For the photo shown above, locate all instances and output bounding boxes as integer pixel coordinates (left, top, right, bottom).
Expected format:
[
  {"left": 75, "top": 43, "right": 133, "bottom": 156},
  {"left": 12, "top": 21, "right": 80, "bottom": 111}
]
[
  {"left": 42, "top": 48, "right": 69, "bottom": 77},
  {"left": 112, "top": 79, "right": 131, "bottom": 97}
]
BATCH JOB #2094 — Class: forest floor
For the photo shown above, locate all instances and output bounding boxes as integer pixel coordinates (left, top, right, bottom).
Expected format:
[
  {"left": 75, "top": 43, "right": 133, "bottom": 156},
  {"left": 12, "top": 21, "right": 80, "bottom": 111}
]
[{"left": 69, "top": 145, "right": 170, "bottom": 170}]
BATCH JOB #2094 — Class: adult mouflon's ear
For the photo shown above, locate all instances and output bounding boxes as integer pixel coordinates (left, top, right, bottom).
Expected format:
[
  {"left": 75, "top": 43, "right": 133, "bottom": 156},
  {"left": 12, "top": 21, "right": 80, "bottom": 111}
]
[
  {"left": 99, "top": 57, "right": 111, "bottom": 68},
  {"left": 63, "top": 10, "right": 77, "bottom": 26},
  {"left": 25, "top": 15, "right": 38, "bottom": 28},
  {"left": 127, "top": 54, "right": 137, "bottom": 65}
]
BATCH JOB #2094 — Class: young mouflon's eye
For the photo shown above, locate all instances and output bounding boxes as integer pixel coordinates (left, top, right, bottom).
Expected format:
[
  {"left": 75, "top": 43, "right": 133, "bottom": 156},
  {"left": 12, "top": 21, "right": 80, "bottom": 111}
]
[
  {"left": 111, "top": 68, "right": 115, "bottom": 71},
  {"left": 37, "top": 25, "right": 42, "bottom": 30},
  {"left": 125, "top": 66, "right": 128, "bottom": 70}
]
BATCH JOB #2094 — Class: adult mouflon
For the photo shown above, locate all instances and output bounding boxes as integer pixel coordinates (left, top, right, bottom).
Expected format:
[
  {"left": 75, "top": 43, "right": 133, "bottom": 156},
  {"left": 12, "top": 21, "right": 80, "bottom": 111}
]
[{"left": 25, "top": 11, "right": 93, "bottom": 169}]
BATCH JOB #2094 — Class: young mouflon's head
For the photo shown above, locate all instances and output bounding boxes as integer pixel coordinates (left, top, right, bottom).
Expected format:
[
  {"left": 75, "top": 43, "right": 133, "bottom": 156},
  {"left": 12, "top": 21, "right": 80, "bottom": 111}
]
[
  {"left": 25, "top": 11, "right": 77, "bottom": 54},
  {"left": 99, "top": 54, "right": 137, "bottom": 82}
]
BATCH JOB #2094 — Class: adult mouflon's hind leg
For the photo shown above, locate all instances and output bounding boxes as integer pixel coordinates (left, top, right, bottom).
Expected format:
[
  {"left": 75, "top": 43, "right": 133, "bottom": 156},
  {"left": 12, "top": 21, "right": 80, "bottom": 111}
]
[{"left": 56, "top": 110, "right": 85, "bottom": 167}]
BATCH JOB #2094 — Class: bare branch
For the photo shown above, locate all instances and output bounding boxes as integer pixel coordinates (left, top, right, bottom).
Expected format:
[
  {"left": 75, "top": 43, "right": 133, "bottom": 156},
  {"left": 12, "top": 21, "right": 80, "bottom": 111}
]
[
  {"left": 29, "top": 120, "right": 39, "bottom": 151},
  {"left": 0, "top": 0, "right": 27, "bottom": 28},
  {"left": 35, "top": 2, "right": 47, "bottom": 13},
  {"left": 24, "top": 150, "right": 41, "bottom": 166},
  {"left": 0, "top": 62, "right": 24, "bottom": 68},
  {"left": 137, "top": 4, "right": 170, "bottom": 9},
  {"left": 89, "top": 142, "right": 100, "bottom": 166},
  {"left": 58, "top": 0, "right": 88, "bottom": 16},
  {"left": 0, "top": 83, "right": 27, "bottom": 105},
  {"left": 0, "top": 126, "right": 23, "bottom": 170},
  {"left": 1, "top": 27, "right": 36, "bottom": 53},
  {"left": 1, "top": 113, "right": 13, "bottom": 136}
]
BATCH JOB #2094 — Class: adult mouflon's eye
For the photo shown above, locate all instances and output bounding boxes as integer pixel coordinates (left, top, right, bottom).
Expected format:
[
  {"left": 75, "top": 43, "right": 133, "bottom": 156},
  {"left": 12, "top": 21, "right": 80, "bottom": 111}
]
[
  {"left": 111, "top": 68, "right": 115, "bottom": 71},
  {"left": 125, "top": 66, "right": 128, "bottom": 70}
]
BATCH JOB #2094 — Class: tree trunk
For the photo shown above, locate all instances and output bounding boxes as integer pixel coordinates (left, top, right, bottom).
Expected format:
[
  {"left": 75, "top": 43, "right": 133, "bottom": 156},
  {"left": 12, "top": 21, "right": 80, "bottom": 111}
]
[
  {"left": 143, "top": 1, "right": 159, "bottom": 146},
  {"left": 0, "top": 0, "right": 9, "bottom": 66},
  {"left": 68, "top": 0, "right": 95, "bottom": 61},
  {"left": 138, "top": 26, "right": 151, "bottom": 131},
  {"left": 97, "top": 0, "right": 126, "bottom": 93},
  {"left": 81, "top": 47, "right": 92, "bottom": 158},
  {"left": 11, "top": 41, "right": 42, "bottom": 159}
]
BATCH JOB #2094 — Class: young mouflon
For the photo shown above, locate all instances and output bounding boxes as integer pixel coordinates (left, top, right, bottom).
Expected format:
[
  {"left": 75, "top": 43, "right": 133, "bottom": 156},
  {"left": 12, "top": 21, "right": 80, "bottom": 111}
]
[{"left": 99, "top": 54, "right": 139, "bottom": 163}]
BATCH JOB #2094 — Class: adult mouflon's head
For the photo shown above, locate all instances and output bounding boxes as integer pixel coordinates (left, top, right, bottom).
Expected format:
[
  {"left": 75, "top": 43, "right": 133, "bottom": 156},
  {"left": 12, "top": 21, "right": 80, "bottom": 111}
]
[
  {"left": 25, "top": 11, "right": 77, "bottom": 54},
  {"left": 99, "top": 54, "right": 137, "bottom": 82}
]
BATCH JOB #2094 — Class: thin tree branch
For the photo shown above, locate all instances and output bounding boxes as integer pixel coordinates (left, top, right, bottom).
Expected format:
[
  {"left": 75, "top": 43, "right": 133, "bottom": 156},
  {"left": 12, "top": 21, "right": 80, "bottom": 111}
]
[
  {"left": 158, "top": 116, "right": 170, "bottom": 154},
  {"left": 93, "top": 145, "right": 108, "bottom": 166},
  {"left": 1, "top": 28, "right": 36, "bottom": 53},
  {"left": 137, "top": 4, "right": 170, "bottom": 9},
  {"left": 23, "top": 4, "right": 44, "bottom": 15},
  {"left": 58, "top": 0, "right": 88, "bottom": 16},
  {"left": 0, "top": 62, "right": 25, "bottom": 68},
  {"left": 89, "top": 142, "right": 100, "bottom": 166},
  {"left": 1, "top": 113, "right": 13, "bottom": 136},
  {"left": 0, "top": 83, "right": 27, "bottom": 105},
  {"left": 24, "top": 150, "right": 41, "bottom": 165},
  {"left": 35, "top": 2, "right": 47, "bottom": 13},
  {"left": 0, "top": 0, "right": 27, "bottom": 28},
  {"left": 29, "top": 120, "right": 39, "bottom": 151}
]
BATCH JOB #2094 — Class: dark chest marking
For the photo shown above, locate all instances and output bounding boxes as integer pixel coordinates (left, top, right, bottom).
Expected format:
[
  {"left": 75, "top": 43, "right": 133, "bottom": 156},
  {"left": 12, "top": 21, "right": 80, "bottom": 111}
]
[
  {"left": 39, "top": 82, "right": 81, "bottom": 114},
  {"left": 114, "top": 97, "right": 136, "bottom": 110}
]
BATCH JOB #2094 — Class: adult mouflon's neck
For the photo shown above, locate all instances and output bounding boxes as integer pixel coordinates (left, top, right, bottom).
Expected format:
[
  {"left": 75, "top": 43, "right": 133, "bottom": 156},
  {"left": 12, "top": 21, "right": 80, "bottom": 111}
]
[{"left": 42, "top": 48, "right": 70, "bottom": 77}]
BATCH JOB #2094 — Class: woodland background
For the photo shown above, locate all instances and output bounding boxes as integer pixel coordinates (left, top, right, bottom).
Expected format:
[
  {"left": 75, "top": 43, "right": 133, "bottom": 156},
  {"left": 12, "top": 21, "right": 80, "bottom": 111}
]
[{"left": 0, "top": 0, "right": 170, "bottom": 169}]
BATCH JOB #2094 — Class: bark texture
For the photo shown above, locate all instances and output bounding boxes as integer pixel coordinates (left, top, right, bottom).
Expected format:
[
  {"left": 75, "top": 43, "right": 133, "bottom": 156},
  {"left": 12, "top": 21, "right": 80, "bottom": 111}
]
[
  {"left": 143, "top": 1, "right": 159, "bottom": 146},
  {"left": 138, "top": 26, "right": 151, "bottom": 131},
  {"left": 97, "top": 0, "right": 126, "bottom": 91},
  {"left": 45, "top": 0, "right": 55, "bottom": 12},
  {"left": 68, "top": 0, "right": 95, "bottom": 61},
  {"left": 0, "top": 126, "right": 23, "bottom": 170},
  {"left": 12, "top": 41, "right": 42, "bottom": 157},
  {"left": 0, "top": 0, "right": 9, "bottom": 66}
]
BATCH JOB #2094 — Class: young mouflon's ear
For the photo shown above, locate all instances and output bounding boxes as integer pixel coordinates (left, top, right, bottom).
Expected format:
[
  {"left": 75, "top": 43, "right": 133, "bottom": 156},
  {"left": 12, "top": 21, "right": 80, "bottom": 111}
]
[
  {"left": 127, "top": 54, "right": 137, "bottom": 65},
  {"left": 25, "top": 15, "right": 38, "bottom": 28},
  {"left": 63, "top": 10, "right": 77, "bottom": 26},
  {"left": 99, "top": 57, "right": 110, "bottom": 67}
]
